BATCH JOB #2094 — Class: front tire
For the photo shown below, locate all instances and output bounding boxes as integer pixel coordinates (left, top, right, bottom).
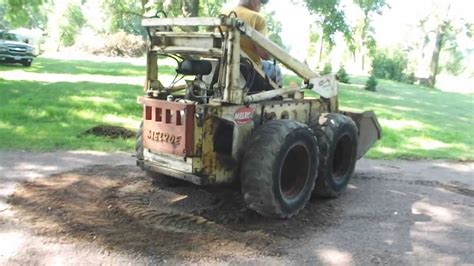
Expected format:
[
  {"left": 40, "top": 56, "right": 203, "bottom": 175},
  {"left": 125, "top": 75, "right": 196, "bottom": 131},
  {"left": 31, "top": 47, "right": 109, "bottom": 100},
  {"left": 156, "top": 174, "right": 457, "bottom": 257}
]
[
  {"left": 241, "top": 120, "right": 319, "bottom": 218},
  {"left": 21, "top": 60, "right": 32, "bottom": 67},
  {"left": 311, "top": 113, "right": 358, "bottom": 198}
]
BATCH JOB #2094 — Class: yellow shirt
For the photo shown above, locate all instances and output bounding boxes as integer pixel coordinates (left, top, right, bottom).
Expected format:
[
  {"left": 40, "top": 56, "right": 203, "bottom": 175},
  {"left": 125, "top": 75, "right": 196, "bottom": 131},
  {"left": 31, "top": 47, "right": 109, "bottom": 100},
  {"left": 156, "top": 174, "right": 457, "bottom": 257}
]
[{"left": 227, "top": 6, "right": 267, "bottom": 65}]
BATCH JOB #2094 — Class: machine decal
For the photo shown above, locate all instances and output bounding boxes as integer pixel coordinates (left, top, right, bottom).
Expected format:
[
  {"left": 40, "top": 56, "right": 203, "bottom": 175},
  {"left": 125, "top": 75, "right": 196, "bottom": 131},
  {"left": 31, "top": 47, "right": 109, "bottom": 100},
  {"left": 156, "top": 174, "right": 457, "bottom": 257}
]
[
  {"left": 148, "top": 130, "right": 182, "bottom": 145},
  {"left": 234, "top": 107, "right": 254, "bottom": 125}
]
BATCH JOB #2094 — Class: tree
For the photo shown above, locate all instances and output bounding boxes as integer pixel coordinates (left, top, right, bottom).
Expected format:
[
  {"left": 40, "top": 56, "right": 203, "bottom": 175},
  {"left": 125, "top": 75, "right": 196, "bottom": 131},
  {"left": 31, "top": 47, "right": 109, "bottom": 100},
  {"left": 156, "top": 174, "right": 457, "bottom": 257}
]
[
  {"left": 353, "top": 0, "right": 387, "bottom": 70},
  {"left": 417, "top": 1, "right": 471, "bottom": 87},
  {"left": 298, "top": 0, "right": 352, "bottom": 66},
  {"left": 0, "top": 0, "right": 48, "bottom": 28},
  {"left": 299, "top": 0, "right": 352, "bottom": 46},
  {"left": 58, "top": 2, "right": 86, "bottom": 47},
  {"left": 265, "top": 11, "right": 285, "bottom": 49},
  {"left": 0, "top": 3, "right": 9, "bottom": 28},
  {"left": 200, "top": 0, "right": 224, "bottom": 17},
  {"left": 147, "top": 0, "right": 201, "bottom": 17},
  {"left": 103, "top": 0, "right": 146, "bottom": 35}
]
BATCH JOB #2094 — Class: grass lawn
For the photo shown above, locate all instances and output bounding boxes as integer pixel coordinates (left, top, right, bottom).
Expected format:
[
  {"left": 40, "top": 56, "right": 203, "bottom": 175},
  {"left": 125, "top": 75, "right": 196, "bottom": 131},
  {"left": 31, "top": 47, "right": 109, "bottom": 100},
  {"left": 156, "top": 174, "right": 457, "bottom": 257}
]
[
  {"left": 340, "top": 77, "right": 473, "bottom": 160},
  {"left": 1, "top": 56, "right": 472, "bottom": 160}
]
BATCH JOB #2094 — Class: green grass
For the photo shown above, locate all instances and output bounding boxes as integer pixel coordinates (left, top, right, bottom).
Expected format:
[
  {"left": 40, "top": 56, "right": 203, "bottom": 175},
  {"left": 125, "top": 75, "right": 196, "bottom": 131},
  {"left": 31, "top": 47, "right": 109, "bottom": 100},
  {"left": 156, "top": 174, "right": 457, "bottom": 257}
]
[
  {"left": 1, "top": 57, "right": 473, "bottom": 159},
  {"left": 342, "top": 77, "right": 473, "bottom": 160},
  {"left": 302, "top": 76, "right": 473, "bottom": 160},
  {"left": 0, "top": 79, "right": 141, "bottom": 151}
]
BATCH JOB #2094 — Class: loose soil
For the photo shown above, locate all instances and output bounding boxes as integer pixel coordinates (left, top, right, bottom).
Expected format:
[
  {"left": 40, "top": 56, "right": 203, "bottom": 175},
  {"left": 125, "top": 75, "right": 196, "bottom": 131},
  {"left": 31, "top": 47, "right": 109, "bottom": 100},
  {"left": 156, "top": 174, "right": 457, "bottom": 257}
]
[
  {"left": 80, "top": 125, "right": 136, "bottom": 139},
  {"left": 8, "top": 166, "right": 283, "bottom": 261},
  {"left": 1, "top": 152, "right": 473, "bottom": 264}
]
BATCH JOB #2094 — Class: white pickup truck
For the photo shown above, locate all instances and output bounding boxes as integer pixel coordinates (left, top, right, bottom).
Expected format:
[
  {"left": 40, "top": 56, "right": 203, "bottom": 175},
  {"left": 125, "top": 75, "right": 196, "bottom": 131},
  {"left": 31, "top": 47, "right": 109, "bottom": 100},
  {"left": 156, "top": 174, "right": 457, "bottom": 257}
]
[{"left": 0, "top": 30, "right": 35, "bottom": 67}]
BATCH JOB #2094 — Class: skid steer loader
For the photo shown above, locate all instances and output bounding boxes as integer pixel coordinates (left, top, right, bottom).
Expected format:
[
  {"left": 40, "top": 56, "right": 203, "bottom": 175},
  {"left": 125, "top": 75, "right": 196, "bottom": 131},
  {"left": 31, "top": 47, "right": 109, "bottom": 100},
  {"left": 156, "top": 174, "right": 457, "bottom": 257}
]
[{"left": 136, "top": 15, "right": 382, "bottom": 218}]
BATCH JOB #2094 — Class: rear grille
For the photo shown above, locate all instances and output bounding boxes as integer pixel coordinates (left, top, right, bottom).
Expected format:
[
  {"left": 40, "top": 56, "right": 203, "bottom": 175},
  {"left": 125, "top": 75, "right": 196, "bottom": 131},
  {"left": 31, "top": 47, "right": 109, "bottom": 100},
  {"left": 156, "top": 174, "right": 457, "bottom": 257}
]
[{"left": 142, "top": 98, "right": 195, "bottom": 157}]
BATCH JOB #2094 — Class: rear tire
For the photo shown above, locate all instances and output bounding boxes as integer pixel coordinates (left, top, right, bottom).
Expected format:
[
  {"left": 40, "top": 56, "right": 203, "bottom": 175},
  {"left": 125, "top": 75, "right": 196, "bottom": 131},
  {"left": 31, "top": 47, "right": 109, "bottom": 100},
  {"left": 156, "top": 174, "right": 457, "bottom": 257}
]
[
  {"left": 311, "top": 113, "right": 358, "bottom": 198},
  {"left": 135, "top": 120, "right": 183, "bottom": 187},
  {"left": 241, "top": 120, "right": 319, "bottom": 218}
]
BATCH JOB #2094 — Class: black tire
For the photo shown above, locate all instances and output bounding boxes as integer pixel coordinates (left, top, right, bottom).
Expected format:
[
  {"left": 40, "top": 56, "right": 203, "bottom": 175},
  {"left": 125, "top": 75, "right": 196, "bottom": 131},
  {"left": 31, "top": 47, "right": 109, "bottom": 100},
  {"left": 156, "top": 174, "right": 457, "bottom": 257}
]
[
  {"left": 135, "top": 120, "right": 145, "bottom": 161},
  {"left": 311, "top": 113, "right": 358, "bottom": 198},
  {"left": 241, "top": 120, "right": 319, "bottom": 218},
  {"left": 21, "top": 61, "right": 32, "bottom": 67},
  {"left": 135, "top": 120, "right": 183, "bottom": 186}
]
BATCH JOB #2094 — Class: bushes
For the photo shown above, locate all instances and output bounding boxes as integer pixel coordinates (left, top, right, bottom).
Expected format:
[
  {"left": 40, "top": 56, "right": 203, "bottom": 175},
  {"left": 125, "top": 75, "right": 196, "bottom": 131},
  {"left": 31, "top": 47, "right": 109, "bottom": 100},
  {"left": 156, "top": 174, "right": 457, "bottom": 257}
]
[
  {"left": 336, "top": 66, "right": 350, "bottom": 84},
  {"left": 74, "top": 31, "right": 145, "bottom": 57},
  {"left": 365, "top": 73, "right": 378, "bottom": 91},
  {"left": 101, "top": 31, "right": 146, "bottom": 57},
  {"left": 320, "top": 63, "right": 332, "bottom": 75},
  {"left": 371, "top": 49, "right": 409, "bottom": 82}
]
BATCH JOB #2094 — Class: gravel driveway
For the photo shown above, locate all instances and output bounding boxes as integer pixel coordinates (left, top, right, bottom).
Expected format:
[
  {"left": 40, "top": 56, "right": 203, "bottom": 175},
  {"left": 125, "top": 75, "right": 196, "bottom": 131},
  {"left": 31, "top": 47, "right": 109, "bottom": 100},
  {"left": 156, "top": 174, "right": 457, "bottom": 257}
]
[{"left": 0, "top": 151, "right": 473, "bottom": 265}]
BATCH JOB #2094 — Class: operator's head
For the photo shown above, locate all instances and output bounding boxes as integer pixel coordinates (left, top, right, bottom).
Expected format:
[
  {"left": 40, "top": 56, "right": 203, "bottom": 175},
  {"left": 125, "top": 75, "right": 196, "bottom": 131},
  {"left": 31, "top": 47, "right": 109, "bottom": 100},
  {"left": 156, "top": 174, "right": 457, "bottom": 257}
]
[{"left": 239, "top": 0, "right": 268, "bottom": 12}]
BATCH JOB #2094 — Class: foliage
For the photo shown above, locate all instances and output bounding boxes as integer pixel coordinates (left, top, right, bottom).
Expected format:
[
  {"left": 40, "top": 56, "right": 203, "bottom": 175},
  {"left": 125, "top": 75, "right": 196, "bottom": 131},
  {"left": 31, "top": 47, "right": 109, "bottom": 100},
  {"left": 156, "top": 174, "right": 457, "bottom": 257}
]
[
  {"left": 265, "top": 11, "right": 285, "bottom": 49},
  {"left": 415, "top": 2, "right": 472, "bottom": 87},
  {"left": 353, "top": 0, "right": 386, "bottom": 16},
  {"left": 101, "top": 31, "right": 146, "bottom": 57},
  {"left": 59, "top": 3, "right": 86, "bottom": 47},
  {"left": 0, "top": 0, "right": 48, "bottom": 28},
  {"left": 406, "top": 72, "right": 416, "bottom": 85},
  {"left": 352, "top": 0, "right": 387, "bottom": 69},
  {"left": 320, "top": 63, "right": 332, "bottom": 75},
  {"left": 300, "top": 0, "right": 352, "bottom": 46},
  {"left": 365, "top": 73, "right": 377, "bottom": 91},
  {"left": 371, "top": 49, "right": 409, "bottom": 82},
  {"left": 103, "top": 0, "right": 222, "bottom": 35},
  {"left": 336, "top": 66, "right": 350, "bottom": 84},
  {"left": 103, "top": 0, "right": 146, "bottom": 35},
  {"left": 443, "top": 48, "right": 465, "bottom": 76},
  {"left": 0, "top": 4, "right": 9, "bottom": 28},
  {"left": 200, "top": 0, "right": 224, "bottom": 17}
]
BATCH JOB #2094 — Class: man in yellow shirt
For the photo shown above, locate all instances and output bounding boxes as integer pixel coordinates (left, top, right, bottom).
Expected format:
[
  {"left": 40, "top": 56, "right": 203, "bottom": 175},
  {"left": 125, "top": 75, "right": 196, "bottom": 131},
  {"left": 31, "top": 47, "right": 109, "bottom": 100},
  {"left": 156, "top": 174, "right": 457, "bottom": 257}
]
[{"left": 228, "top": 0, "right": 282, "bottom": 87}]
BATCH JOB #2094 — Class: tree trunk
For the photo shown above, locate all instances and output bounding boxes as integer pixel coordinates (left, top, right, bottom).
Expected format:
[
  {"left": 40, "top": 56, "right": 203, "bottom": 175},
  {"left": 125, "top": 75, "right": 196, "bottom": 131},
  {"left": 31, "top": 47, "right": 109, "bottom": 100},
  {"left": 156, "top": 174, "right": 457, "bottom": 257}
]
[
  {"left": 319, "top": 37, "right": 324, "bottom": 63},
  {"left": 182, "top": 0, "right": 199, "bottom": 17},
  {"left": 429, "top": 23, "right": 446, "bottom": 88},
  {"left": 141, "top": 0, "right": 148, "bottom": 12}
]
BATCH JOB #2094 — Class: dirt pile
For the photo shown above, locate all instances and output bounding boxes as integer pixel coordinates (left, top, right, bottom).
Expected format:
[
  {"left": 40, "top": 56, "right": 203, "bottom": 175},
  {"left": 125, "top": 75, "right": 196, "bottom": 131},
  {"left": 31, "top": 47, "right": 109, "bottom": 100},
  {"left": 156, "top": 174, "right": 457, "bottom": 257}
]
[{"left": 80, "top": 125, "right": 136, "bottom": 139}]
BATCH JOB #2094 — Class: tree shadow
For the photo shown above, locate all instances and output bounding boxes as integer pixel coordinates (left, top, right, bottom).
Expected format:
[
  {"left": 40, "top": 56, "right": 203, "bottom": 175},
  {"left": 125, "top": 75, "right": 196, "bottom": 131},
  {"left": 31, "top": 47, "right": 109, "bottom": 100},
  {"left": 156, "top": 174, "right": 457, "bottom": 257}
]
[{"left": 0, "top": 79, "right": 142, "bottom": 151}]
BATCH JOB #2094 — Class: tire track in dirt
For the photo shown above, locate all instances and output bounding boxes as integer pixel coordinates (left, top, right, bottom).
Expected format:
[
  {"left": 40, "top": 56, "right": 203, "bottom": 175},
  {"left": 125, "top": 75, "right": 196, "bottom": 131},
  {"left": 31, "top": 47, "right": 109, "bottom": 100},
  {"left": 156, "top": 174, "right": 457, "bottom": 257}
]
[{"left": 8, "top": 165, "right": 280, "bottom": 260}]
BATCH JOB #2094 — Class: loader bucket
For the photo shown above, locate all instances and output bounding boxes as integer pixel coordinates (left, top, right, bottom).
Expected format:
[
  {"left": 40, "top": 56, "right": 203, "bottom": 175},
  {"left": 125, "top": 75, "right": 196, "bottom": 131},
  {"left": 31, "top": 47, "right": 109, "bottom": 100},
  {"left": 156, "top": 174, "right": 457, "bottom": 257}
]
[{"left": 343, "top": 111, "right": 382, "bottom": 159}]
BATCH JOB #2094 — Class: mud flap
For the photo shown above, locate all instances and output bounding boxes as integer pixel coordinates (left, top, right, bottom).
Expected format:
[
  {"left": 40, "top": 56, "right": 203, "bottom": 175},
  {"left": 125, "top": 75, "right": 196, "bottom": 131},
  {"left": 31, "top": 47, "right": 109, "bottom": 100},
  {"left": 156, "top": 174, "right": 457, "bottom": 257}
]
[{"left": 343, "top": 111, "right": 382, "bottom": 159}]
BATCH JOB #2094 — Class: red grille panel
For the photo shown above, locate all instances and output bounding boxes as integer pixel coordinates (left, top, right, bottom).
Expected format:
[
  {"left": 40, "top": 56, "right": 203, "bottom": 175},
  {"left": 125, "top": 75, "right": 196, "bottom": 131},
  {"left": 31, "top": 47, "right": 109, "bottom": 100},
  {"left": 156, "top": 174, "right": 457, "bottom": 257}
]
[{"left": 142, "top": 98, "right": 195, "bottom": 157}]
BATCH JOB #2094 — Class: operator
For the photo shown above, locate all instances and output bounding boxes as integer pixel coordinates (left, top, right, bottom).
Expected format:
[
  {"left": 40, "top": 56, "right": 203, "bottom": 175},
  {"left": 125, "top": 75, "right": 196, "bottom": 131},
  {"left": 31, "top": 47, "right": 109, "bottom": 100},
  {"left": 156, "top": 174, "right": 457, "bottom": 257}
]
[{"left": 227, "top": 0, "right": 283, "bottom": 87}]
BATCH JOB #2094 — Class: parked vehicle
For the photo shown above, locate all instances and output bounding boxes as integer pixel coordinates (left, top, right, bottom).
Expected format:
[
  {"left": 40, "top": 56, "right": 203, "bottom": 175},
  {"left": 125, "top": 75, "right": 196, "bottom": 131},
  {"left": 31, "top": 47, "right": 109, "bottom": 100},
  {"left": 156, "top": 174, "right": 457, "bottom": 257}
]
[{"left": 0, "top": 30, "right": 35, "bottom": 67}]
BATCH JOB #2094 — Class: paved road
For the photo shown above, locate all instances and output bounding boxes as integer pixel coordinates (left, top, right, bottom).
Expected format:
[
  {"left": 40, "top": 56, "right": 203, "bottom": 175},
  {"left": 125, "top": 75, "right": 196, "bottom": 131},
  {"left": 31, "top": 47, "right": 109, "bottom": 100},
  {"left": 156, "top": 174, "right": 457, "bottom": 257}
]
[{"left": 0, "top": 151, "right": 473, "bottom": 265}]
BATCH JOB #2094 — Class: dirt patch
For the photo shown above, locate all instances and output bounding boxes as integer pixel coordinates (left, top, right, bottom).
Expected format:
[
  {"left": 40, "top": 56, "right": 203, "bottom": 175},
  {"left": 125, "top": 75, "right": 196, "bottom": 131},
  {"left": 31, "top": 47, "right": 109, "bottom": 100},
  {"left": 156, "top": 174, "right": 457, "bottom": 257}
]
[
  {"left": 7, "top": 165, "right": 347, "bottom": 260},
  {"left": 2, "top": 153, "right": 473, "bottom": 264},
  {"left": 8, "top": 166, "right": 295, "bottom": 261},
  {"left": 80, "top": 125, "right": 136, "bottom": 139}
]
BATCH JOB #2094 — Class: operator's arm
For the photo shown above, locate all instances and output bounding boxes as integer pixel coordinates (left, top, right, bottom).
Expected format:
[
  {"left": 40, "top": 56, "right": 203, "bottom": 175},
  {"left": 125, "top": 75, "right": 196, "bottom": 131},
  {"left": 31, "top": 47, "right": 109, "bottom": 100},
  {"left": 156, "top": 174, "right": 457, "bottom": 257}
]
[
  {"left": 256, "top": 46, "right": 270, "bottom": 60},
  {"left": 254, "top": 15, "right": 269, "bottom": 60}
]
